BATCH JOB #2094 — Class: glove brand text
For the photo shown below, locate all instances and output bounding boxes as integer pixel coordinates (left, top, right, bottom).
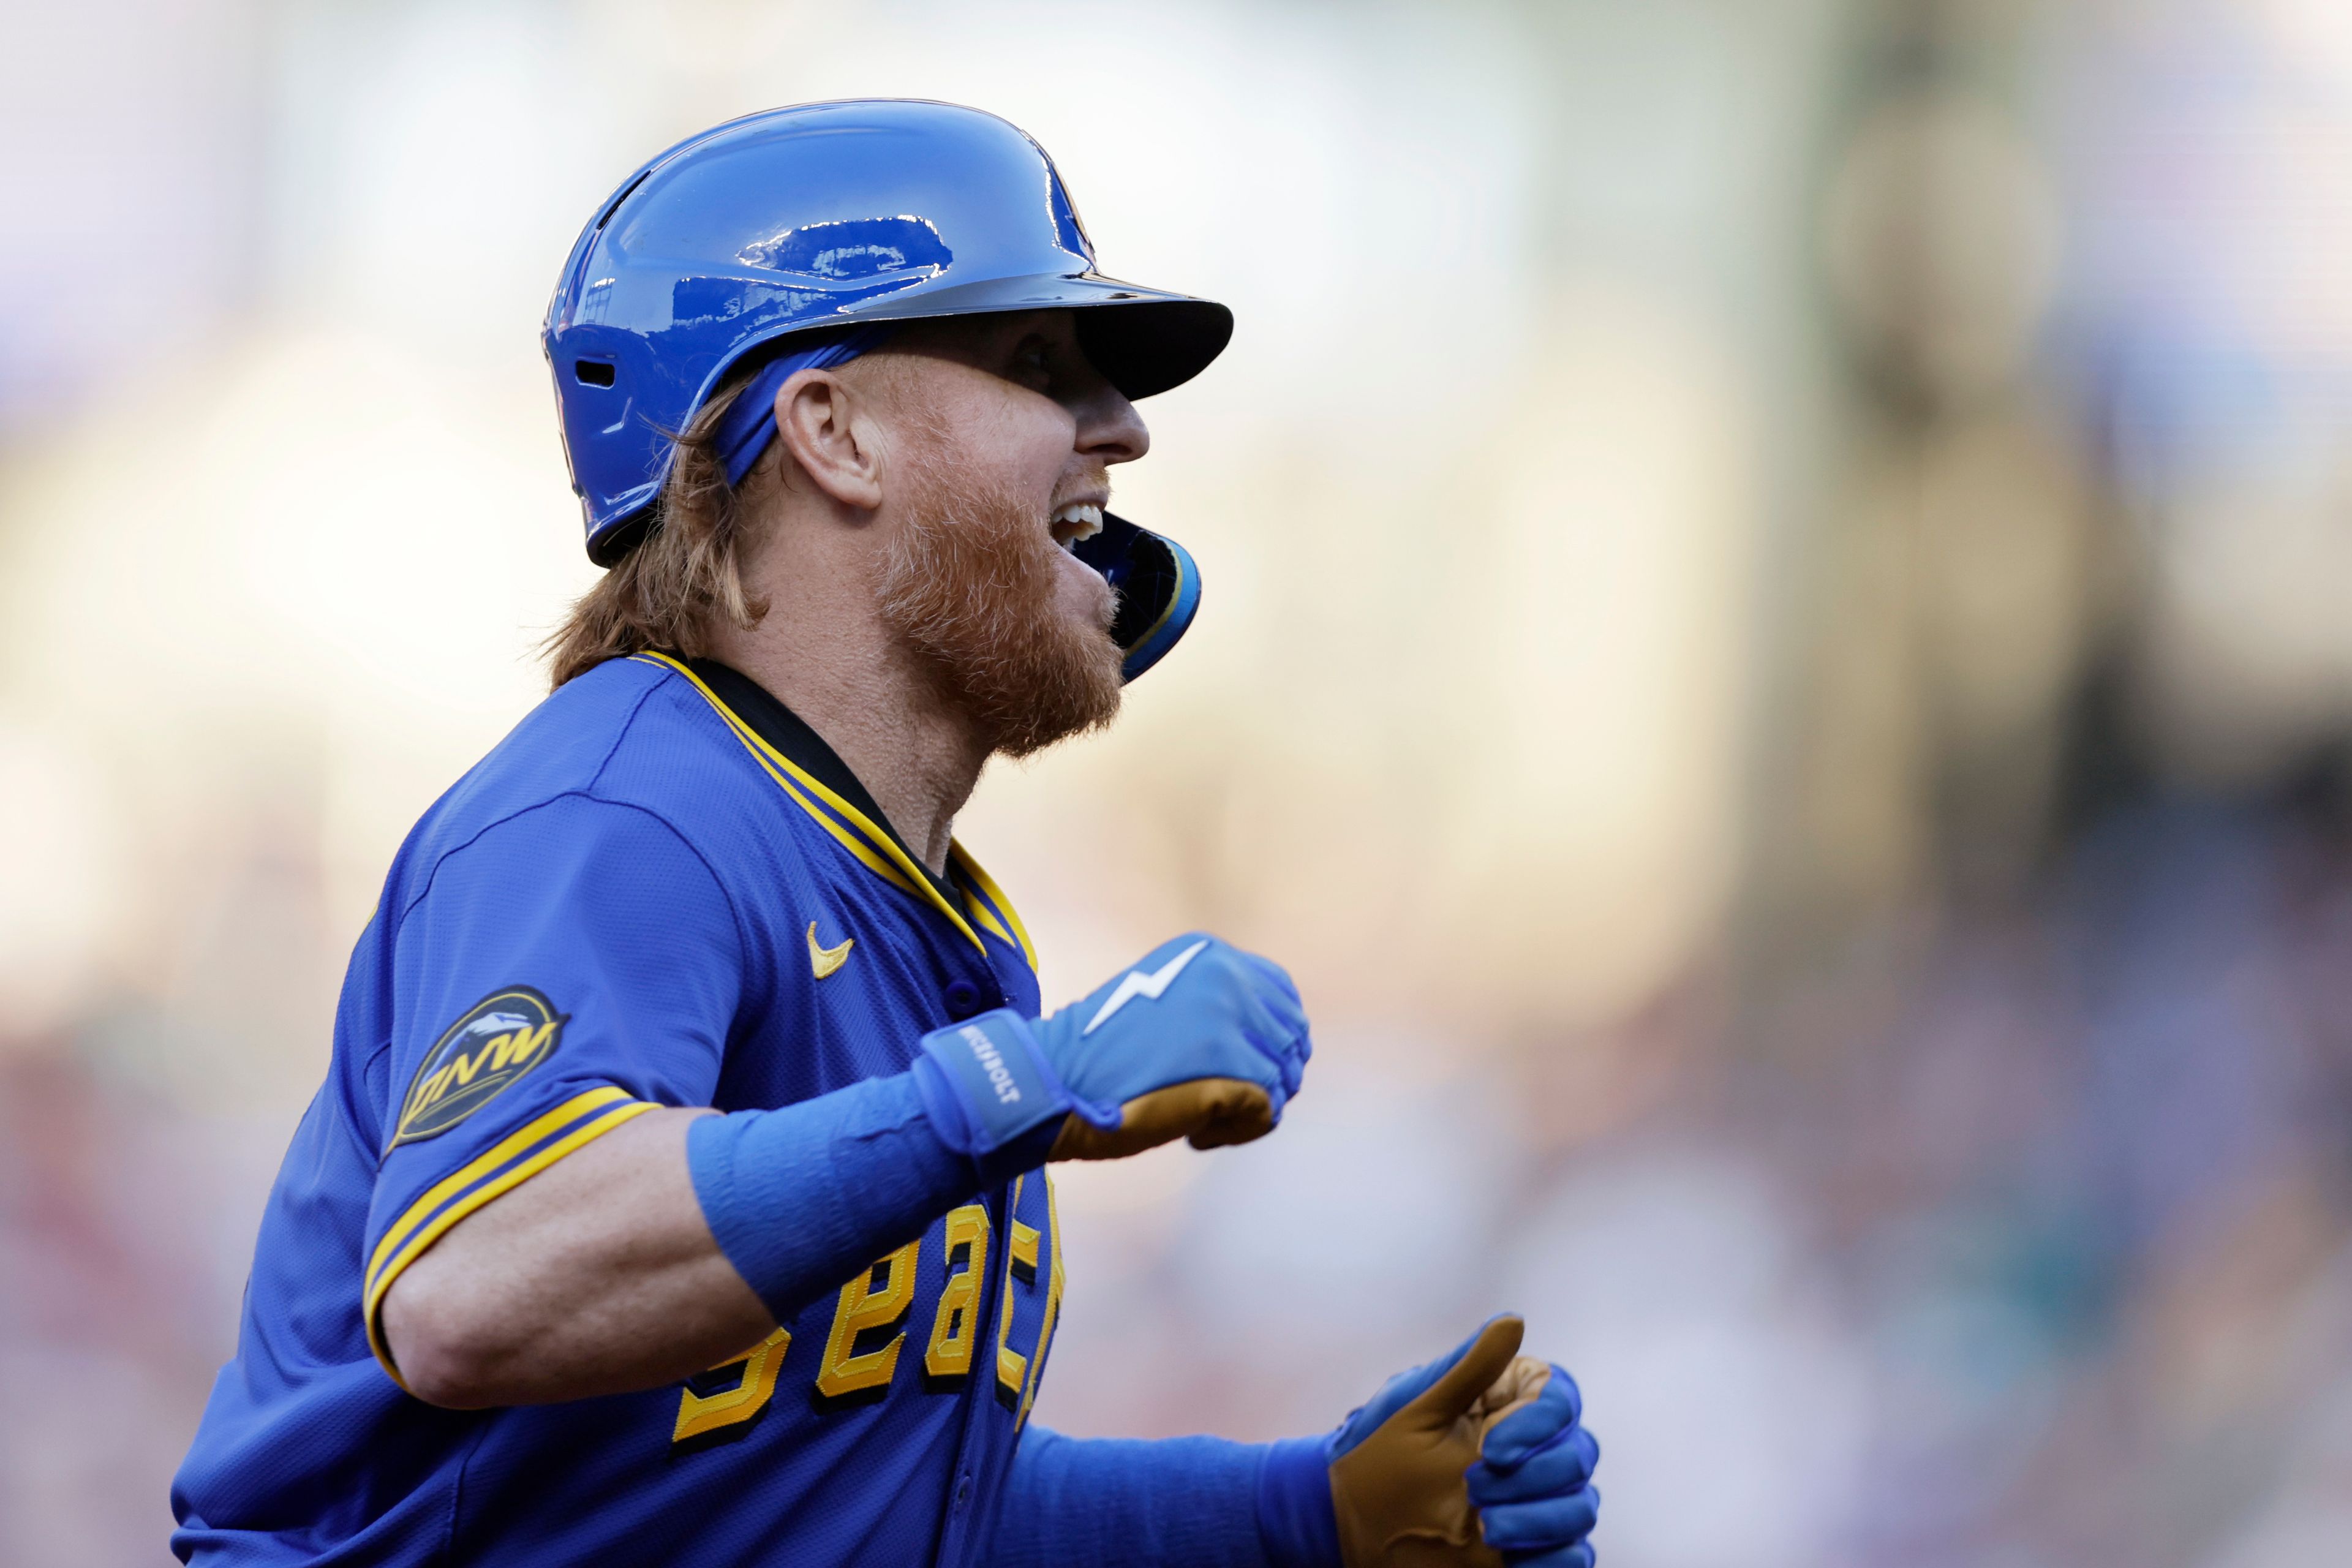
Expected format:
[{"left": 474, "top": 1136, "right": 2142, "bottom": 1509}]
[{"left": 959, "top": 1025, "right": 1022, "bottom": 1104}]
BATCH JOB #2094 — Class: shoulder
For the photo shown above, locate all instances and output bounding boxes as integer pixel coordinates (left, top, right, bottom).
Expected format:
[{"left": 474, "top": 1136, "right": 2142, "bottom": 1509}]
[
  {"left": 398, "top": 657, "right": 669, "bottom": 848},
  {"left": 387, "top": 657, "right": 741, "bottom": 898},
  {"left": 382, "top": 655, "right": 821, "bottom": 937},
  {"left": 576, "top": 657, "right": 799, "bottom": 843}
]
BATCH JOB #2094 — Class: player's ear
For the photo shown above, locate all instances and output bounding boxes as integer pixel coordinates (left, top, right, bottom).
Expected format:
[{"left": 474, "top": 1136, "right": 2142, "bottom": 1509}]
[{"left": 772, "top": 370, "right": 884, "bottom": 513}]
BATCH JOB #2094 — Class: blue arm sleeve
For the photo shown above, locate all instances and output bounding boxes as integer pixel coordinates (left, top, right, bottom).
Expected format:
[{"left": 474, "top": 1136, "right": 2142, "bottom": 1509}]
[
  {"left": 687, "top": 1074, "right": 1052, "bottom": 1324},
  {"left": 984, "top": 1426, "right": 1341, "bottom": 1568}
]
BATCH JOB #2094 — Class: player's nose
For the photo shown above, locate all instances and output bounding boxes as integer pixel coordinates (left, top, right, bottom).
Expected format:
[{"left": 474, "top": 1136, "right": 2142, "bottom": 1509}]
[{"left": 1072, "top": 377, "right": 1150, "bottom": 466}]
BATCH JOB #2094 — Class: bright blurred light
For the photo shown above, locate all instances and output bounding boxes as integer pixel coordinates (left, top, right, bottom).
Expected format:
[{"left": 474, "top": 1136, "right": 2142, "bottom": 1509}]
[
  {"left": 0, "top": 726, "right": 121, "bottom": 1038},
  {"left": 1503, "top": 1151, "right": 1868, "bottom": 1568}
]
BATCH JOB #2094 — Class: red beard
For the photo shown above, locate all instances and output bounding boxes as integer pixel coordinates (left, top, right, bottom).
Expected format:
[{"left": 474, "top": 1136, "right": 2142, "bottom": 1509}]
[{"left": 878, "top": 451, "right": 1125, "bottom": 758}]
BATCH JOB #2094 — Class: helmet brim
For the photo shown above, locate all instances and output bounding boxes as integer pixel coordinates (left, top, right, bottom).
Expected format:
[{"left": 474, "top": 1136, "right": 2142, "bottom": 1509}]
[{"left": 843, "top": 273, "right": 1233, "bottom": 400}]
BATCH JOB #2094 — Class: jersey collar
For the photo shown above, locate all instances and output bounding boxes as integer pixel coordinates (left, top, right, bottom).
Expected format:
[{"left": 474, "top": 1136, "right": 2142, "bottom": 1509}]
[
  {"left": 633, "top": 652, "right": 1035, "bottom": 970},
  {"left": 683, "top": 655, "right": 957, "bottom": 902}
]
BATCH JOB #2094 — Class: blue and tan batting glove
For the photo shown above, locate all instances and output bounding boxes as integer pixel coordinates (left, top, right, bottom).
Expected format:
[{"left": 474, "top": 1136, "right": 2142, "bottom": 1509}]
[
  {"left": 912, "top": 933, "right": 1310, "bottom": 1165},
  {"left": 1469, "top": 1354, "right": 1601, "bottom": 1567},
  {"left": 1314, "top": 1316, "right": 1600, "bottom": 1568}
]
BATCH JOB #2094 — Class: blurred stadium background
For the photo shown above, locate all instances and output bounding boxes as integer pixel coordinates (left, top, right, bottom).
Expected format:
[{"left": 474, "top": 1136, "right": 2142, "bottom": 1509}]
[{"left": 6, "top": 0, "right": 2352, "bottom": 1562}]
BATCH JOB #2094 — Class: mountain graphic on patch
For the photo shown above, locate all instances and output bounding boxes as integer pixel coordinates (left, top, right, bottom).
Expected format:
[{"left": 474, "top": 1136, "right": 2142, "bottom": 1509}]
[{"left": 392, "top": 987, "right": 568, "bottom": 1147}]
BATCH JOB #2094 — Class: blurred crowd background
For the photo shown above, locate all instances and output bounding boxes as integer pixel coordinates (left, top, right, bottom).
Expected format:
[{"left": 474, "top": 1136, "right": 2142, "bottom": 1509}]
[{"left": 5, "top": 0, "right": 2352, "bottom": 1562}]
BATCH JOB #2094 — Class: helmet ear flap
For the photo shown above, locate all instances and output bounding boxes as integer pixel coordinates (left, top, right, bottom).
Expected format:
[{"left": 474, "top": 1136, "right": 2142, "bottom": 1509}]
[{"left": 1072, "top": 514, "right": 1200, "bottom": 682}]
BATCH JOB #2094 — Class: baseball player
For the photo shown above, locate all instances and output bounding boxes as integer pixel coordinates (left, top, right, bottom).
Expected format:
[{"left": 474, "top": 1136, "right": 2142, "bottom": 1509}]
[{"left": 170, "top": 101, "right": 1600, "bottom": 1567}]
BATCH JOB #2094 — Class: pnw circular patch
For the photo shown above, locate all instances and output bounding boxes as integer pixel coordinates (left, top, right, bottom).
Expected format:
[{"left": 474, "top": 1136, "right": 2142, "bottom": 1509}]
[{"left": 391, "top": 987, "right": 567, "bottom": 1147}]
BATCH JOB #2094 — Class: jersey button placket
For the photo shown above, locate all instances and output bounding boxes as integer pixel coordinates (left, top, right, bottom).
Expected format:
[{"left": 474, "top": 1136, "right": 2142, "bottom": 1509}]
[{"left": 942, "top": 978, "right": 986, "bottom": 1019}]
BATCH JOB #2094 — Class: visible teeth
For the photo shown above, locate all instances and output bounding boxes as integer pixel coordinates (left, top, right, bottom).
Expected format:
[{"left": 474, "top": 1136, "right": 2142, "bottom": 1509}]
[{"left": 1050, "top": 502, "right": 1104, "bottom": 550}]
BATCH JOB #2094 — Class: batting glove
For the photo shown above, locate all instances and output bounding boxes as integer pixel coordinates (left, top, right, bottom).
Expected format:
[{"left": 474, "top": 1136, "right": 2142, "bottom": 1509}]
[
  {"left": 1319, "top": 1317, "right": 1600, "bottom": 1568},
  {"left": 911, "top": 933, "right": 1310, "bottom": 1166}
]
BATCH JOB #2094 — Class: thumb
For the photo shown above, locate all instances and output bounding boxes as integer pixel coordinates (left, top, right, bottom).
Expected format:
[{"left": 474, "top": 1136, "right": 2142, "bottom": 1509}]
[{"left": 1404, "top": 1314, "right": 1525, "bottom": 1427}]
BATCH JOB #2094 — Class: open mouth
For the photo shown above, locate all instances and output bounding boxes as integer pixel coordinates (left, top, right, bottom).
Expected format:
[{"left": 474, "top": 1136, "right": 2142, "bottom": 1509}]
[{"left": 1050, "top": 502, "right": 1104, "bottom": 552}]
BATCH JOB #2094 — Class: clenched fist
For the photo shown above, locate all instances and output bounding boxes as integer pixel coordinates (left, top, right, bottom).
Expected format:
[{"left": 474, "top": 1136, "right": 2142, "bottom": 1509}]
[{"left": 1326, "top": 1317, "right": 1600, "bottom": 1568}]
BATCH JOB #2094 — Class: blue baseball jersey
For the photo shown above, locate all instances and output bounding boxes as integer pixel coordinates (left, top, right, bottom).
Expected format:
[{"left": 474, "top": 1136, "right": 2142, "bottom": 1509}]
[{"left": 172, "top": 652, "right": 1064, "bottom": 1567}]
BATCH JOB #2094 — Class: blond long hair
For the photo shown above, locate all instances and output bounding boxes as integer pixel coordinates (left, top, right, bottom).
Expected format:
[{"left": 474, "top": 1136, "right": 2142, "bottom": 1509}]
[{"left": 543, "top": 375, "right": 765, "bottom": 688}]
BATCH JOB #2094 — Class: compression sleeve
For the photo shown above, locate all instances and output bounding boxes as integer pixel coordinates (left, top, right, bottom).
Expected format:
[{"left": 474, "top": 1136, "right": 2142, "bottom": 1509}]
[
  {"left": 687, "top": 1075, "right": 1062, "bottom": 1324},
  {"left": 983, "top": 1426, "right": 1342, "bottom": 1568}
]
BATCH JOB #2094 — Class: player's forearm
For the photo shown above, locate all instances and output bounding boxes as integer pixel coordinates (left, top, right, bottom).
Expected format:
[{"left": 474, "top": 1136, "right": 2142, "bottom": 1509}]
[
  {"left": 380, "top": 1107, "right": 771, "bottom": 1407},
  {"left": 382, "top": 1068, "right": 1006, "bottom": 1408}
]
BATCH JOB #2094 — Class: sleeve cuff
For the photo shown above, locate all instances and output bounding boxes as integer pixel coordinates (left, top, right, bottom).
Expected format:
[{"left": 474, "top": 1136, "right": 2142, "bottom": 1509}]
[
  {"left": 364, "top": 1085, "right": 656, "bottom": 1387},
  {"left": 1255, "top": 1434, "right": 1342, "bottom": 1568}
]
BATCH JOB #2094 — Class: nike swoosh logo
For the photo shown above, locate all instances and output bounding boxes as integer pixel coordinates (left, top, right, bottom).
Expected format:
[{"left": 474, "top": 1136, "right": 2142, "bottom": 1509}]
[
  {"left": 807, "top": 921, "right": 854, "bottom": 980},
  {"left": 1083, "top": 938, "right": 1212, "bottom": 1036}
]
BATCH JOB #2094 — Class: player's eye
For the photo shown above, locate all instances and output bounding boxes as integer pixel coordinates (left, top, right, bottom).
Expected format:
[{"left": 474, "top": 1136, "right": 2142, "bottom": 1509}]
[{"left": 1010, "top": 336, "right": 1054, "bottom": 388}]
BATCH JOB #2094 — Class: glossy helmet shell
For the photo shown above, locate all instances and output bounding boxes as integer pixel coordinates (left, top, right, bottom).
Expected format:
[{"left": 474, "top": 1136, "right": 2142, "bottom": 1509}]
[{"left": 543, "top": 100, "right": 1231, "bottom": 588}]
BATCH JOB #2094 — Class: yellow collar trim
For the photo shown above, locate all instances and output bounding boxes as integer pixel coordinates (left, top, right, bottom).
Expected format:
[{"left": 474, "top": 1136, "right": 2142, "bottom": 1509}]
[
  {"left": 952, "top": 843, "right": 1037, "bottom": 971},
  {"left": 637, "top": 652, "right": 1033, "bottom": 965}
]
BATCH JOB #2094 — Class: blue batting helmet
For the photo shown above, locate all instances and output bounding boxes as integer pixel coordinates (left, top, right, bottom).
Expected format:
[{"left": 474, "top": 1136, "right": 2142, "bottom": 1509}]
[{"left": 543, "top": 99, "right": 1226, "bottom": 680}]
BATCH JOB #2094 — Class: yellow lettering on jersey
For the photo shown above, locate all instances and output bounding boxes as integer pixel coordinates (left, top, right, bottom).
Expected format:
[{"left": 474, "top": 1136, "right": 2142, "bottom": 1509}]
[
  {"left": 815, "top": 1241, "right": 919, "bottom": 1398},
  {"left": 1016, "top": 1174, "right": 1066, "bottom": 1431},
  {"left": 672, "top": 1326, "right": 791, "bottom": 1446},
  {"left": 924, "top": 1204, "right": 992, "bottom": 1378},
  {"left": 995, "top": 1177, "right": 1044, "bottom": 1406}
]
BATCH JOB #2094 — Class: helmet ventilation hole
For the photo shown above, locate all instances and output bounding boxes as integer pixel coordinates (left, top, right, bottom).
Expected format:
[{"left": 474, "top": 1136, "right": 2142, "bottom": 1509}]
[{"left": 574, "top": 360, "right": 617, "bottom": 387}]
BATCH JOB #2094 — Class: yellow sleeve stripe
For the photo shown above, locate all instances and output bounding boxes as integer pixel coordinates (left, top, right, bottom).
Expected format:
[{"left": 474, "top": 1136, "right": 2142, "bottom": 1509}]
[
  {"left": 633, "top": 652, "right": 993, "bottom": 954},
  {"left": 366, "top": 1085, "right": 635, "bottom": 1288},
  {"left": 364, "top": 1093, "right": 656, "bottom": 1386}
]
